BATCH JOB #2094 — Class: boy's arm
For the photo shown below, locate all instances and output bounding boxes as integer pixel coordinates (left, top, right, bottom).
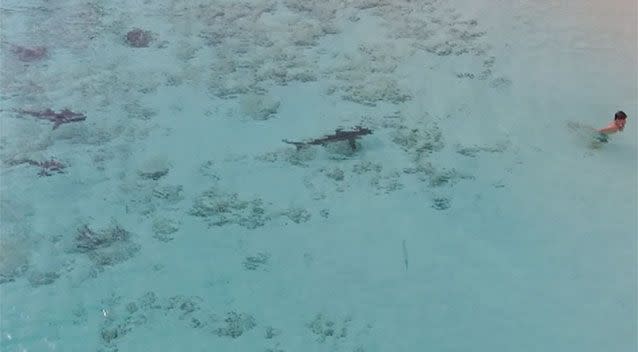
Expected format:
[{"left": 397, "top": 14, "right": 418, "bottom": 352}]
[{"left": 598, "top": 124, "right": 617, "bottom": 134}]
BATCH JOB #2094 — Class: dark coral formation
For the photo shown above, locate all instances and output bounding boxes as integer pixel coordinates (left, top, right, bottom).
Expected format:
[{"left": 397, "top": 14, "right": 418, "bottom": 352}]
[
  {"left": 352, "top": 161, "right": 382, "bottom": 174},
  {"left": 12, "top": 108, "right": 86, "bottom": 129},
  {"left": 92, "top": 291, "right": 372, "bottom": 351},
  {"left": 138, "top": 156, "right": 172, "bottom": 181},
  {"left": 72, "top": 224, "right": 140, "bottom": 266},
  {"left": 323, "top": 167, "right": 345, "bottom": 181},
  {"left": 243, "top": 253, "right": 270, "bottom": 271},
  {"left": 189, "top": 188, "right": 270, "bottom": 229},
  {"left": 138, "top": 168, "right": 168, "bottom": 181},
  {"left": 95, "top": 291, "right": 262, "bottom": 351},
  {"left": 283, "top": 126, "right": 373, "bottom": 151},
  {"left": 432, "top": 197, "right": 451, "bottom": 210},
  {"left": 428, "top": 169, "right": 474, "bottom": 188},
  {"left": 151, "top": 217, "right": 180, "bottom": 242},
  {"left": 392, "top": 124, "right": 444, "bottom": 158},
  {"left": 152, "top": 185, "right": 184, "bottom": 203},
  {"left": 98, "top": 292, "right": 206, "bottom": 349},
  {"left": 284, "top": 207, "right": 311, "bottom": 223},
  {"left": 455, "top": 143, "right": 507, "bottom": 157},
  {"left": 265, "top": 326, "right": 281, "bottom": 339},
  {"left": 27, "top": 271, "right": 60, "bottom": 286},
  {"left": 307, "top": 313, "right": 349, "bottom": 343},
  {"left": 125, "top": 28, "right": 154, "bottom": 48},
  {"left": 214, "top": 311, "right": 257, "bottom": 338},
  {"left": 74, "top": 225, "right": 127, "bottom": 252},
  {"left": 11, "top": 45, "right": 48, "bottom": 62}
]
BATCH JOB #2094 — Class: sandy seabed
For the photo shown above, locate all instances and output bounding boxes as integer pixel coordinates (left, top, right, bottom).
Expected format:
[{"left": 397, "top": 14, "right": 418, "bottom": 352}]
[{"left": 1, "top": 0, "right": 636, "bottom": 351}]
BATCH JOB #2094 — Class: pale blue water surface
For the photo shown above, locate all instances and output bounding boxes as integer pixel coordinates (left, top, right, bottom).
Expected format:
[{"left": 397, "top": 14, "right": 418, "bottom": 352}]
[{"left": 1, "top": 0, "right": 636, "bottom": 351}]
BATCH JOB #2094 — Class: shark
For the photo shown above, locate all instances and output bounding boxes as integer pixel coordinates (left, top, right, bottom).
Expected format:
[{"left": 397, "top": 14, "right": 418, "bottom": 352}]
[{"left": 283, "top": 126, "right": 372, "bottom": 151}]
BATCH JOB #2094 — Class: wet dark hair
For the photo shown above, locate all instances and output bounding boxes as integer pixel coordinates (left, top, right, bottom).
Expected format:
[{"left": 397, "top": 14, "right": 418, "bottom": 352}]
[{"left": 615, "top": 111, "right": 627, "bottom": 120}]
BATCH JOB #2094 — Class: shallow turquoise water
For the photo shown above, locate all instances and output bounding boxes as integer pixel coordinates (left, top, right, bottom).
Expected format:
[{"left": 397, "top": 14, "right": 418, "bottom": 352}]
[{"left": 1, "top": 0, "right": 636, "bottom": 351}]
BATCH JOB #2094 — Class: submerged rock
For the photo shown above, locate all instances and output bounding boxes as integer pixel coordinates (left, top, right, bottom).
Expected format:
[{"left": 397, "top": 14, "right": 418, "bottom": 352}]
[
  {"left": 214, "top": 312, "right": 256, "bottom": 338},
  {"left": 12, "top": 45, "right": 48, "bottom": 62},
  {"left": 138, "top": 156, "right": 171, "bottom": 180},
  {"left": 125, "top": 28, "right": 154, "bottom": 48},
  {"left": 27, "top": 271, "right": 60, "bottom": 286},
  {"left": 71, "top": 223, "right": 140, "bottom": 266}
]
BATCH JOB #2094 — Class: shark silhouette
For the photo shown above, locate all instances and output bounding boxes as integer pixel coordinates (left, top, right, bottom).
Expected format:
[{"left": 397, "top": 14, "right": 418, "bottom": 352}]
[{"left": 283, "top": 126, "right": 372, "bottom": 151}]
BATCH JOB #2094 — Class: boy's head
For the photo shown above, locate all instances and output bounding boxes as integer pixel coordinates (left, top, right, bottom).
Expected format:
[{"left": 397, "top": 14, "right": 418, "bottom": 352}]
[
  {"left": 615, "top": 111, "right": 627, "bottom": 120},
  {"left": 614, "top": 110, "right": 627, "bottom": 130}
]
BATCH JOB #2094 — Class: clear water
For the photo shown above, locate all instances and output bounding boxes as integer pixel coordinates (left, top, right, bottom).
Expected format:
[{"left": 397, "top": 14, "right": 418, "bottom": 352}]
[{"left": 1, "top": 0, "right": 636, "bottom": 351}]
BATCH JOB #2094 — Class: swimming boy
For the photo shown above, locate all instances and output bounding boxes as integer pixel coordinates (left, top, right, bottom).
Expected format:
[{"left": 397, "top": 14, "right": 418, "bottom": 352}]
[{"left": 595, "top": 111, "right": 628, "bottom": 143}]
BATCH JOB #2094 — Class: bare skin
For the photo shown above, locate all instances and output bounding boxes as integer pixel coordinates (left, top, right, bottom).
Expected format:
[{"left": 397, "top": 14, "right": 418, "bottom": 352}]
[
  {"left": 567, "top": 113, "right": 627, "bottom": 149},
  {"left": 598, "top": 117, "right": 626, "bottom": 135}
]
